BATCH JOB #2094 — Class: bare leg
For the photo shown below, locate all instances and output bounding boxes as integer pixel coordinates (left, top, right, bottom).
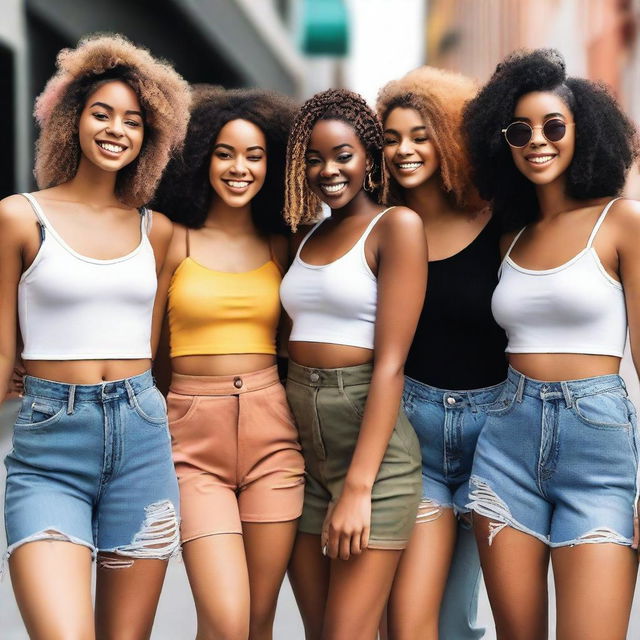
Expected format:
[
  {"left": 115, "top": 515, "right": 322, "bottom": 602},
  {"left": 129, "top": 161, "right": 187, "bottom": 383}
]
[
  {"left": 9, "top": 540, "right": 94, "bottom": 640},
  {"left": 323, "top": 549, "right": 401, "bottom": 640},
  {"left": 242, "top": 521, "right": 298, "bottom": 640},
  {"left": 385, "top": 506, "right": 457, "bottom": 639},
  {"left": 552, "top": 543, "right": 637, "bottom": 640},
  {"left": 287, "top": 532, "right": 330, "bottom": 640},
  {"left": 474, "top": 515, "right": 549, "bottom": 640},
  {"left": 182, "top": 534, "right": 250, "bottom": 640},
  {"left": 95, "top": 555, "right": 169, "bottom": 640}
]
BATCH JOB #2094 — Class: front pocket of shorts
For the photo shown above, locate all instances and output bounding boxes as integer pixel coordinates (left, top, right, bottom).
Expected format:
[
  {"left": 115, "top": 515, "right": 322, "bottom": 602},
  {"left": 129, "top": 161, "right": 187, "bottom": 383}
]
[
  {"left": 485, "top": 385, "right": 518, "bottom": 417},
  {"left": 340, "top": 383, "right": 369, "bottom": 418},
  {"left": 573, "top": 390, "right": 632, "bottom": 429},
  {"left": 133, "top": 386, "right": 168, "bottom": 425},
  {"left": 167, "top": 393, "right": 199, "bottom": 428},
  {"left": 14, "top": 398, "right": 66, "bottom": 430}
]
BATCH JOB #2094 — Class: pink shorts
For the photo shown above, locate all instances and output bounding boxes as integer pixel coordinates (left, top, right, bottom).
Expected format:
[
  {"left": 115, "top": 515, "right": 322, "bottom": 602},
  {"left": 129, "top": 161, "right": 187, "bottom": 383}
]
[{"left": 168, "top": 366, "right": 305, "bottom": 542}]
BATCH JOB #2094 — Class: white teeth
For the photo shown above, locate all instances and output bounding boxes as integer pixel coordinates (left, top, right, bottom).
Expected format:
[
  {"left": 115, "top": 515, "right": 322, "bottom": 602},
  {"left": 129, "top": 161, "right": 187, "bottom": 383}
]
[
  {"left": 227, "top": 180, "right": 249, "bottom": 188},
  {"left": 98, "top": 142, "right": 125, "bottom": 153},
  {"left": 321, "top": 183, "right": 346, "bottom": 193},
  {"left": 398, "top": 162, "right": 422, "bottom": 169},
  {"left": 529, "top": 155, "right": 554, "bottom": 164}
]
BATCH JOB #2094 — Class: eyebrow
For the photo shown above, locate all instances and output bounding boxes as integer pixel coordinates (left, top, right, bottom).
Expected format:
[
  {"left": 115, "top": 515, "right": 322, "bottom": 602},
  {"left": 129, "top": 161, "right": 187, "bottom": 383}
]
[
  {"left": 214, "top": 143, "right": 266, "bottom": 152},
  {"left": 89, "top": 102, "right": 143, "bottom": 117},
  {"left": 383, "top": 126, "right": 427, "bottom": 134},
  {"left": 511, "top": 112, "right": 566, "bottom": 123},
  {"left": 306, "top": 143, "right": 354, "bottom": 153}
]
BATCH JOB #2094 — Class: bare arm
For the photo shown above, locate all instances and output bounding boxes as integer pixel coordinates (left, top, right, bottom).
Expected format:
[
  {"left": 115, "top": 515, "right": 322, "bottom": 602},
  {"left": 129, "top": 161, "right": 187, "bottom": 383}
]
[{"left": 324, "top": 207, "right": 428, "bottom": 559}]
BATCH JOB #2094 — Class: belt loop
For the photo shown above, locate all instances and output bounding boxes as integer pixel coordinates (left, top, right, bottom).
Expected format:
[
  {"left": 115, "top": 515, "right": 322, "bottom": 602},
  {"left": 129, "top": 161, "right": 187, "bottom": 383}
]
[
  {"left": 67, "top": 385, "right": 76, "bottom": 415},
  {"left": 337, "top": 370, "right": 344, "bottom": 392},
  {"left": 516, "top": 374, "right": 525, "bottom": 403},
  {"left": 124, "top": 379, "right": 136, "bottom": 407},
  {"left": 467, "top": 391, "right": 478, "bottom": 413},
  {"left": 561, "top": 381, "right": 573, "bottom": 408}
]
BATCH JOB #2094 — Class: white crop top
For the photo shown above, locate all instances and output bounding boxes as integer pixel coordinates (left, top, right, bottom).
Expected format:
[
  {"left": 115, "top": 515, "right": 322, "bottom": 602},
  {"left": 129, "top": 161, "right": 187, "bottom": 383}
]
[
  {"left": 280, "top": 208, "right": 393, "bottom": 349},
  {"left": 491, "top": 198, "right": 627, "bottom": 357},
  {"left": 18, "top": 193, "right": 157, "bottom": 360}
]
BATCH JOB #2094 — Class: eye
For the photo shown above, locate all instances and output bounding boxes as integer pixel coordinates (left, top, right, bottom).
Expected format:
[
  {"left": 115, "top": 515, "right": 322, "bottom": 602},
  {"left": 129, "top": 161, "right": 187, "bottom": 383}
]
[
  {"left": 305, "top": 156, "right": 321, "bottom": 166},
  {"left": 248, "top": 155, "right": 264, "bottom": 162},
  {"left": 125, "top": 119, "right": 142, "bottom": 128},
  {"left": 216, "top": 151, "right": 232, "bottom": 159},
  {"left": 92, "top": 112, "right": 108, "bottom": 121},
  {"left": 337, "top": 153, "right": 352, "bottom": 162},
  {"left": 414, "top": 136, "right": 428, "bottom": 143},
  {"left": 383, "top": 138, "right": 398, "bottom": 146}
]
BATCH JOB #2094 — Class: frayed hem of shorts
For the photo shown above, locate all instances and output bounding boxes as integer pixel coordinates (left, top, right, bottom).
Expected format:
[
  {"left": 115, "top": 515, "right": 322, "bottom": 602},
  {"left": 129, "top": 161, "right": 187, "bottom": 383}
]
[
  {"left": 239, "top": 510, "right": 303, "bottom": 524},
  {"left": 2, "top": 529, "right": 96, "bottom": 580},
  {"left": 549, "top": 527, "right": 633, "bottom": 548},
  {"left": 366, "top": 539, "right": 409, "bottom": 550}
]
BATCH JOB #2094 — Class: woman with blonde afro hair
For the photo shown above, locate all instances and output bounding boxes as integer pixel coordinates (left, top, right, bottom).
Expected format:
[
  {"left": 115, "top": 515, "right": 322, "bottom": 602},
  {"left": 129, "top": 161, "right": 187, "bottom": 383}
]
[
  {"left": 0, "top": 34, "right": 190, "bottom": 639},
  {"left": 377, "top": 67, "right": 507, "bottom": 640}
]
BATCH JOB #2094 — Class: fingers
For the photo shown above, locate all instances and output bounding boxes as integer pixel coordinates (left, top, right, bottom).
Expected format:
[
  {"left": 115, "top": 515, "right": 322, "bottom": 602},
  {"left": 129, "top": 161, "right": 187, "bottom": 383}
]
[{"left": 633, "top": 501, "right": 639, "bottom": 551}]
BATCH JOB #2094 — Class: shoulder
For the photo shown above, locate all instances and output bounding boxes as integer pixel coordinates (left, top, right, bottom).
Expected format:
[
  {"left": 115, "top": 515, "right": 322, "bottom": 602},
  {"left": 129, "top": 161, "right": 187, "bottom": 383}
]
[
  {"left": 269, "top": 233, "right": 289, "bottom": 269},
  {"left": 375, "top": 206, "right": 425, "bottom": 243},
  {"left": 0, "top": 194, "right": 38, "bottom": 237},
  {"left": 147, "top": 209, "right": 174, "bottom": 241},
  {"left": 606, "top": 198, "right": 640, "bottom": 245},
  {"left": 499, "top": 229, "right": 522, "bottom": 257}
]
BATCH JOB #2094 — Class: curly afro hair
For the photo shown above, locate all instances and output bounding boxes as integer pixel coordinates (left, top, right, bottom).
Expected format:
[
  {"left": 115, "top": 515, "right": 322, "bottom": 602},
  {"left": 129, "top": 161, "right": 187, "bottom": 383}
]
[
  {"left": 377, "top": 66, "right": 484, "bottom": 212},
  {"left": 151, "top": 85, "right": 296, "bottom": 235},
  {"left": 285, "top": 88, "right": 384, "bottom": 231},
  {"left": 34, "top": 33, "right": 191, "bottom": 207},
  {"left": 463, "top": 48, "right": 639, "bottom": 230}
]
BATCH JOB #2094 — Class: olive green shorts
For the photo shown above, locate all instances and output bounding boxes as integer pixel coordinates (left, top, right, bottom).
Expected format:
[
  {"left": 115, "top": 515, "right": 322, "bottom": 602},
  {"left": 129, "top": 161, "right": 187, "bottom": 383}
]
[{"left": 286, "top": 361, "right": 422, "bottom": 549}]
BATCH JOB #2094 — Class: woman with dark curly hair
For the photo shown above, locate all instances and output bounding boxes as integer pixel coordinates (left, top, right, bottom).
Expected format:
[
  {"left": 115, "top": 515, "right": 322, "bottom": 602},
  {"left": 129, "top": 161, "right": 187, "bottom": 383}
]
[
  {"left": 280, "top": 88, "right": 426, "bottom": 639},
  {"left": 151, "top": 85, "right": 305, "bottom": 640},
  {"left": 377, "top": 66, "right": 506, "bottom": 640},
  {"left": 463, "top": 48, "right": 640, "bottom": 639},
  {"left": 0, "top": 34, "right": 190, "bottom": 638}
]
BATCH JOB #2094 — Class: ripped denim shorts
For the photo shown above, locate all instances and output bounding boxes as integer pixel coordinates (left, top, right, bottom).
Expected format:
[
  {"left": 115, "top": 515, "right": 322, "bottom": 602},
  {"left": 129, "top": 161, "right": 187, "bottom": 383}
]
[
  {"left": 468, "top": 366, "right": 639, "bottom": 547},
  {"left": 4, "top": 370, "right": 180, "bottom": 568}
]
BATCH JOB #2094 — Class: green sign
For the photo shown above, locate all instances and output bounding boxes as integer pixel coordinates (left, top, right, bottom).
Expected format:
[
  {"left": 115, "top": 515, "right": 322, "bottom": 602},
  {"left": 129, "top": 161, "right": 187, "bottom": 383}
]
[{"left": 301, "top": 0, "right": 349, "bottom": 56}]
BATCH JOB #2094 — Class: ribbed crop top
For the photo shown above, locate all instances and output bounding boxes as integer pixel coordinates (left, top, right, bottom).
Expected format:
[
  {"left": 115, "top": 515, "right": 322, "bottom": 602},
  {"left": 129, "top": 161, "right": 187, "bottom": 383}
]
[
  {"left": 167, "top": 232, "right": 282, "bottom": 357},
  {"left": 280, "top": 208, "right": 393, "bottom": 350},
  {"left": 18, "top": 193, "right": 156, "bottom": 360},
  {"left": 491, "top": 198, "right": 627, "bottom": 357}
]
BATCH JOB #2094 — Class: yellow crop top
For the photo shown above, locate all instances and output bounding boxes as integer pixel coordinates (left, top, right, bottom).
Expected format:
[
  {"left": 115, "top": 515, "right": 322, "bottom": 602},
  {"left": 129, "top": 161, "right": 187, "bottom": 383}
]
[{"left": 167, "top": 234, "right": 283, "bottom": 357}]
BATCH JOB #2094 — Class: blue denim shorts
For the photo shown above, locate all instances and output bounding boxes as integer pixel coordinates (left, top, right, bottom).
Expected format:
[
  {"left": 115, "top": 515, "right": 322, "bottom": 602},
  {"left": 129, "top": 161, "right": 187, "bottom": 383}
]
[
  {"left": 469, "top": 367, "right": 639, "bottom": 547},
  {"left": 4, "top": 370, "right": 180, "bottom": 567},
  {"left": 403, "top": 376, "right": 506, "bottom": 514}
]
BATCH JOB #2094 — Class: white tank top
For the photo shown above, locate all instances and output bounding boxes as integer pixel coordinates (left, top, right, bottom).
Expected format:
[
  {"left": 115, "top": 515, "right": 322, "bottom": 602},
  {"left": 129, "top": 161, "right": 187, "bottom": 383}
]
[
  {"left": 280, "top": 208, "right": 393, "bottom": 350},
  {"left": 491, "top": 198, "right": 627, "bottom": 357},
  {"left": 18, "top": 193, "right": 157, "bottom": 360}
]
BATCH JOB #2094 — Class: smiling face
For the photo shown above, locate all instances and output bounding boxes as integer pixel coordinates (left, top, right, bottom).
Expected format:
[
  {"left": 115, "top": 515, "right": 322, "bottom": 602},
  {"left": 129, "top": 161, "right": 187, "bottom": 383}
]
[
  {"left": 209, "top": 118, "right": 267, "bottom": 208},
  {"left": 78, "top": 80, "right": 144, "bottom": 172},
  {"left": 305, "top": 119, "right": 370, "bottom": 209},
  {"left": 508, "top": 91, "right": 575, "bottom": 186},
  {"left": 383, "top": 107, "right": 440, "bottom": 190}
]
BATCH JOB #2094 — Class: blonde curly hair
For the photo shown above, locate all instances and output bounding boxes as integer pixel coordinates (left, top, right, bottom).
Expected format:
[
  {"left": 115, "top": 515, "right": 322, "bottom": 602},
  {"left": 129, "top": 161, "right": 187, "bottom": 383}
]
[
  {"left": 377, "top": 66, "right": 483, "bottom": 212},
  {"left": 34, "top": 33, "right": 191, "bottom": 207}
]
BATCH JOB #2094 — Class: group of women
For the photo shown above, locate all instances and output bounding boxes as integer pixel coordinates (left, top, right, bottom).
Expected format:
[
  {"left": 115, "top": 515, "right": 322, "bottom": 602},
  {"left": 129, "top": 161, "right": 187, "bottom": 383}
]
[{"left": 0, "top": 33, "right": 639, "bottom": 640}]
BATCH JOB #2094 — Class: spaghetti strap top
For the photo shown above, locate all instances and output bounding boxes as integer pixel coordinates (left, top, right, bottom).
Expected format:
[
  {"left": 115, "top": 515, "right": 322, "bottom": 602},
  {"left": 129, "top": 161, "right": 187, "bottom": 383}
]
[
  {"left": 280, "top": 207, "right": 394, "bottom": 350},
  {"left": 18, "top": 193, "right": 157, "bottom": 360},
  {"left": 492, "top": 198, "right": 627, "bottom": 356}
]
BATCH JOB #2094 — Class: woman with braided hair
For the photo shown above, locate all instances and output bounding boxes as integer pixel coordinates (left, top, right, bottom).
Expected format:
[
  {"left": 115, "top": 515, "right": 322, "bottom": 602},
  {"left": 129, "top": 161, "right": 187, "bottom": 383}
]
[
  {"left": 376, "top": 67, "right": 506, "bottom": 640},
  {"left": 0, "top": 35, "right": 190, "bottom": 638},
  {"left": 280, "top": 88, "right": 426, "bottom": 639}
]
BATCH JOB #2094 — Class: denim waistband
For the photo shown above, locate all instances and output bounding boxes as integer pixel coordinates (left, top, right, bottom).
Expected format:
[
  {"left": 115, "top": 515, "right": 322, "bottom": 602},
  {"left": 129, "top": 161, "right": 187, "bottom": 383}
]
[
  {"left": 287, "top": 360, "right": 372, "bottom": 388},
  {"left": 170, "top": 366, "right": 279, "bottom": 396},
  {"left": 23, "top": 369, "right": 155, "bottom": 411},
  {"left": 404, "top": 375, "right": 505, "bottom": 408},
  {"left": 506, "top": 366, "right": 626, "bottom": 407}
]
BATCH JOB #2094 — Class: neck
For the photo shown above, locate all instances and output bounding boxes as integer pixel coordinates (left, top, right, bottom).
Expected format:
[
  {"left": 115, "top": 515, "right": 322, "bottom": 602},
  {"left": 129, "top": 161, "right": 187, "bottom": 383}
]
[
  {"left": 331, "top": 189, "right": 379, "bottom": 219},
  {"left": 535, "top": 176, "right": 578, "bottom": 219},
  {"left": 403, "top": 174, "right": 463, "bottom": 222},
  {"left": 67, "top": 157, "right": 120, "bottom": 206},
  {"left": 206, "top": 197, "right": 257, "bottom": 233}
]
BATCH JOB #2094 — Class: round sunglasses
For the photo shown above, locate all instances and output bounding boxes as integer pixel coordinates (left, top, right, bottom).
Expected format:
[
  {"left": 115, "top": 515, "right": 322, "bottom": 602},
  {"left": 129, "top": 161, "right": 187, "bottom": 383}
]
[{"left": 501, "top": 118, "right": 575, "bottom": 148}]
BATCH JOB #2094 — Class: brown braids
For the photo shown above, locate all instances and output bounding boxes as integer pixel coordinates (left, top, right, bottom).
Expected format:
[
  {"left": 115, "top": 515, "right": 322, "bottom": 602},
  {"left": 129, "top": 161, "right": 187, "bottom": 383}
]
[{"left": 284, "top": 88, "right": 384, "bottom": 231}]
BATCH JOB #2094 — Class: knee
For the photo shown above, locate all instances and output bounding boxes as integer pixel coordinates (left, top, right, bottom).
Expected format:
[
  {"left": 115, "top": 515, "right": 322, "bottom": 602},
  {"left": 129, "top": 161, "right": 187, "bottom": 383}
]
[
  {"left": 249, "top": 605, "right": 277, "bottom": 639},
  {"left": 196, "top": 618, "right": 249, "bottom": 640}
]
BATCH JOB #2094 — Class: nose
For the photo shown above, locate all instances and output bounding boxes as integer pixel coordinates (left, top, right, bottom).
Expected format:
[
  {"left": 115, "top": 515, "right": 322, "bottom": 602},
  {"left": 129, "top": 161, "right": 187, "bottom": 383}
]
[
  {"left": 105, "top": 123, "right": 124, "bottom": 138},
  {"left": 230, "top": 157, "right": 247, "bottom": 175},
  {"left": 397, "top": 137, "right": 414, "bottom": 156},
  {"left": 319, "top": 161, "right": 339, "bottom": 178},
  {"left": 529, "top": 125, "right": 547, "bottom": 147}
]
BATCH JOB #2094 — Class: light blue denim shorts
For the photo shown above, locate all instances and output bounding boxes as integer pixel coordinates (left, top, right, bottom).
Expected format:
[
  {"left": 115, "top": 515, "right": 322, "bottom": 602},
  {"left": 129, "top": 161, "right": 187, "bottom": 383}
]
[
  {"left": 4, "top": 370, "right": 180, "bottom": 567},
  {"left": 469, "top": 367, "right": 639, "bottom": 547},
  {"left": 403, "top": 376, "right": 506, "bottom": 515}
]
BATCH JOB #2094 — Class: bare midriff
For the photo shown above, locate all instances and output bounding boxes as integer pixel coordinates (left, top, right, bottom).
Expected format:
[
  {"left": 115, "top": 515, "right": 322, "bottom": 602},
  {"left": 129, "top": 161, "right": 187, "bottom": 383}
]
[
  {"left": 288, "top": 342, "right": 373, "bottom": 370},
  {"left": 25, "top": 359, "right": 152, "bottom": 384},
  {"left": 508, "top": 353, "right": 621, "bottom": 382},
  {"left": 171, "top": 353, "right": 276, "bottom": 377}
]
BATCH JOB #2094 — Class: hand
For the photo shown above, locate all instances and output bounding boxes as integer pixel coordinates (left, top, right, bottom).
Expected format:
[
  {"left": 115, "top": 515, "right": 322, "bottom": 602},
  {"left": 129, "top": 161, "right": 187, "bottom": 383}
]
[
  {"left": 321, "top": 485, "right": 371, "bottom": 561},
  {"left": 10, "top": 361, "right": 26, "bottom": 396},
  {"left": 633, "top": 499, "right": 639, "bottom": 554}
]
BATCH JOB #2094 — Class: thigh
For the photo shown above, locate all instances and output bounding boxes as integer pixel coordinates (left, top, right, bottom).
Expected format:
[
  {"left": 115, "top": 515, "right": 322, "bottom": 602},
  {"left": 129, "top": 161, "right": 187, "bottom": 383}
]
[
  {"left": 10, "top": 540, "right": 94, "bottom": 640},
  {"left": 323, "top": 549, "right": 401, "bottom": 640},
  {"left": 243, "top": 521, "right": 298, "bottom": 637},
  {"left": 474, "top": 515, "right": 550, "bottom": 640},
  {"left": 552, "top": 543, "right": 637, "bottom": 640},
  {"left": 287, "top": 532, "right": 330, "bottom": 640},
  {"left": 95, "top": 557, "right": 168, "bottom": 640},
  {"left": 182, "top": 534, "right": 250, "bottom": 640},
  {"left": 386, "top": 507, "right": 457, "bottom": 640}
]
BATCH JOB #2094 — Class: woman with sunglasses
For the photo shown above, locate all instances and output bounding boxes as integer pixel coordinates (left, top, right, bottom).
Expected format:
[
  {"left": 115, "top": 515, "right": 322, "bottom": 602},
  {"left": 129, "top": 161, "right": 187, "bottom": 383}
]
[
  {"left": 464, "top": 49, "right": 640, "bottom": 639},
  {"left": 376, "top": 67, "right": 506, "bottom": 640}
]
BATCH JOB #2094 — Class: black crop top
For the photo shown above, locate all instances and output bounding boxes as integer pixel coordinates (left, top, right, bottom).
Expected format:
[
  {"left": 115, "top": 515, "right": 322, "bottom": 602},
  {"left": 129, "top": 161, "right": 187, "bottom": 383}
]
[{"left": 405, "top": 215, "right": 507, "bottom": 390}]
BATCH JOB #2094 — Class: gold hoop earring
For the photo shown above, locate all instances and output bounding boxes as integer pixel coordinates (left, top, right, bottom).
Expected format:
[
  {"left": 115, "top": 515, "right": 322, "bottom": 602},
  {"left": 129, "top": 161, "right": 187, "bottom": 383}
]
[{"left": 364, "top": 170, "right": 375, "bottom": 193}]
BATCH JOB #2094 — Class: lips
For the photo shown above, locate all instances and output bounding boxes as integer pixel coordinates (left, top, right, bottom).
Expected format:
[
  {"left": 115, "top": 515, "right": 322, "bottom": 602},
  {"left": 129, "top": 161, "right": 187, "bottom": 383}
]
[
  {"left": 96, "top": 140, "right": 127, "bottom": 154},
  {"left": 395, "top": 161, "right": 423, "bottom": 171},
  {"left": 319, "top": 182, "right": 347, "bottom": 195},
  {"left": 222, "top": 179, "right": 253, "bottom": 193},
  {"left": 525, "top": 154, "right": 556, "bottom": 166}
]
